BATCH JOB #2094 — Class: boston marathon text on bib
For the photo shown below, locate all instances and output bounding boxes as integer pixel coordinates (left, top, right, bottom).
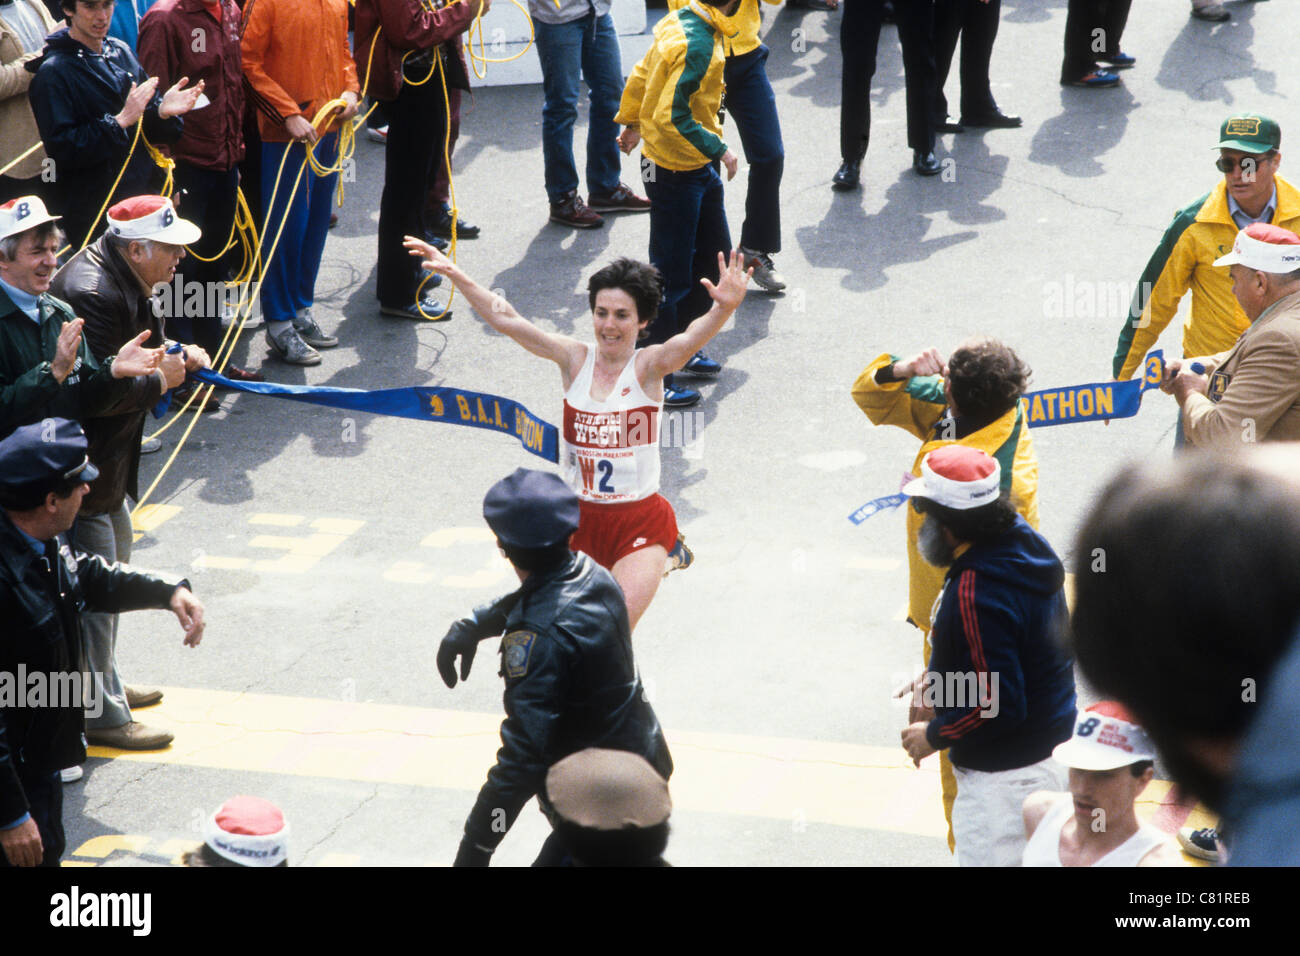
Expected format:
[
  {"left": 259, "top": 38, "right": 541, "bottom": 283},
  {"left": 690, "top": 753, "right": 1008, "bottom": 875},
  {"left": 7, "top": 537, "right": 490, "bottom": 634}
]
[{"left": 561, "top": 348, "right": 661, "bottom": 503}]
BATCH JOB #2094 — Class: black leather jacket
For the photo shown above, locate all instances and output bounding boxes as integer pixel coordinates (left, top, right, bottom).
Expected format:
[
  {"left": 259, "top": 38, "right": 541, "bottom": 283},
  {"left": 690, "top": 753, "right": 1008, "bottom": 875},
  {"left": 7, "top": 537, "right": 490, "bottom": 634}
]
[
  {"left": 0, "top": 510, "right": 185, "bottom": 825},
  {"left": 461, "top": 552, "right": 672, "bottom": 853}
]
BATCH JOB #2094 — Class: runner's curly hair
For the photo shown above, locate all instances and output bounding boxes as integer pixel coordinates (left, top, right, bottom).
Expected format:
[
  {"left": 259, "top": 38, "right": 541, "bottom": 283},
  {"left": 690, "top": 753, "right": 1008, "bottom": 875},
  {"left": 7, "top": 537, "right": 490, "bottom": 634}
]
[
  {"left": 946, "top": 339, "right": 1031, "bottom": 423},
  {"left": 588, "top": 259, "right": 663, "bottom": 341}
]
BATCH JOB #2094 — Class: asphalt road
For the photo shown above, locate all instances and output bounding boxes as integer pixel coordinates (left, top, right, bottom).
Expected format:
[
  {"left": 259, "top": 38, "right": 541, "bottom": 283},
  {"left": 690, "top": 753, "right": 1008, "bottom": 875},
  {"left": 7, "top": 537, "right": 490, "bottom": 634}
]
[{"left": 62, "top": 0, "right": 1286, "bottom": 867}]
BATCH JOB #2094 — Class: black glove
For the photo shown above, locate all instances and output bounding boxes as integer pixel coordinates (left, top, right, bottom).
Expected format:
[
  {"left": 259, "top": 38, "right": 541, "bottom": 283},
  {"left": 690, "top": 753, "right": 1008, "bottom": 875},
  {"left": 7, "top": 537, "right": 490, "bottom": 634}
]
[
  {"left": 438, "top": 619, "right": 480, "bottom": 689},
  {"left": 453, "top": 835, "right": 493, "bottom": 867},
  {"left": 437, "top": 589, "right": 523, "bottom": 688}
]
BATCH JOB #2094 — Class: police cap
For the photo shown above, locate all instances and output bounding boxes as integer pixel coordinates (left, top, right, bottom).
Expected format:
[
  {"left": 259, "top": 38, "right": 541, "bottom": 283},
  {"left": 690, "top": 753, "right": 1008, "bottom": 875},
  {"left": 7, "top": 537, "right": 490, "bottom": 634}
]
[
  {"left": 0, "top": 418, "right": 99, "bottom": 510},
  {"left": 482, "top": 468, "right": 580, "bottom": 548}
]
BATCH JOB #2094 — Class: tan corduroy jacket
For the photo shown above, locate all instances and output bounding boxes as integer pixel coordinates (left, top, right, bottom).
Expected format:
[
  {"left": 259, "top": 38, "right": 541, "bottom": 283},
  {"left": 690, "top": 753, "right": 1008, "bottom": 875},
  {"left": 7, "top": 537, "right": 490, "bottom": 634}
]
[
  {"left": 1184, "top": 288, "right": 1300, "bottom": 449},
  {"left": 0, "top": 0, "right": 57, "bottom": 181}
]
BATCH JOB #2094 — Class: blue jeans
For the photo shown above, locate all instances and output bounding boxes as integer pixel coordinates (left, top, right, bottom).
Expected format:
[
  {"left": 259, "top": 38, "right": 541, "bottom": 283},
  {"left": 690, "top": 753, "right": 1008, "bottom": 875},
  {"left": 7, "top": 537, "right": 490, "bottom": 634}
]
[
  {"left": 644, "top": 164, "right": 732, "bottom": 381},
  {"left": 260, "top": 134, "right": 339, "bottom": 323},
  {"left": 535, "top": 12, "right": 623, "bottom": 202},
  {"left": 723, "top": 45, "right": 783, "bottom": 254}
]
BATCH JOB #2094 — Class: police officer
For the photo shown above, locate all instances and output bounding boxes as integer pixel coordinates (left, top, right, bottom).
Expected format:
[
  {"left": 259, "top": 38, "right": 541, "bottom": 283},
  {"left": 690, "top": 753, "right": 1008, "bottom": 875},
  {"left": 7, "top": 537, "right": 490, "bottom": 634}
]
[
  {"left": 0, "top": 418, "right": 204, "bottom": 867},
  {"left": 439, "top": 468, "right": 672, "bottom": 867}
]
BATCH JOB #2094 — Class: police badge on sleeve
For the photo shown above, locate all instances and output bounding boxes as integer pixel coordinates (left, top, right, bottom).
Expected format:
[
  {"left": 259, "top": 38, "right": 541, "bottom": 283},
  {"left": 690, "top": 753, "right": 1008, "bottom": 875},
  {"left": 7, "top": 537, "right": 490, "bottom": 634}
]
[
  {"left": 1208, "top": 369, "right": 1231, "bottom": 403},
  {"left": 501, "top": 630, "right": 537, "bottom": 680}
]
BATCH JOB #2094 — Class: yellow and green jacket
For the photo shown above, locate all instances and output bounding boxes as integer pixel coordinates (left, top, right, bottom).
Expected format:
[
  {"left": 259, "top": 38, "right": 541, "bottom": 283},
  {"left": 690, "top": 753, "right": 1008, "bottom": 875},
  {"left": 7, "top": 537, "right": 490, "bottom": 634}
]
[
  {"left": 851, "top": 353, "right": 1041, "bottom": 632},
  {"left": 616, "top": 1, "right": 734, "bottom": 172},
  {"left": 667, "top": 0, "right": 779, "bottom": 57},
  {"left": 1112, "top": 175, "right": 1300, "bottom": 380}
]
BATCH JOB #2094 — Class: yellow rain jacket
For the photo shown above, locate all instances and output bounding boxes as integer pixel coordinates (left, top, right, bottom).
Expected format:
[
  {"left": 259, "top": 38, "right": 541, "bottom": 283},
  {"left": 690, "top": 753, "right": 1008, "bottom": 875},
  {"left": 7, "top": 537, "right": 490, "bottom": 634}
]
[
  {"left": 616, "top": 1, "right": 734, "bottom": 172},
  {"left": 667, "top": 0, "right": 780, "bottom": 57},
  {"left": 1112, "top": 176, "right": 1300, "bottom": 380},
  {"left": 851, "top": 353, "right": 1041, "bottom": 633}
]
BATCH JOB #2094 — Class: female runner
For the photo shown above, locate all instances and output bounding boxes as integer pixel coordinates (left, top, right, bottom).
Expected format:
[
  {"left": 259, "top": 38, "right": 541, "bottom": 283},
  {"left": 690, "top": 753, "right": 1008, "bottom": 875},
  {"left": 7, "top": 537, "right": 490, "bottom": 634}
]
[{"left": 403, "top": 236, "right": 749, "bottom": 629}]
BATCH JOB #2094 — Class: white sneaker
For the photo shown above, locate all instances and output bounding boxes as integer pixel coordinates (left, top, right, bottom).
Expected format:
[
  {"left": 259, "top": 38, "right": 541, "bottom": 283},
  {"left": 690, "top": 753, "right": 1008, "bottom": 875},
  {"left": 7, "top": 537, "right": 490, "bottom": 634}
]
[
  {"left": 60, "top": 766, "right": 83, "bottom": 783},
  {"left": 366, "top": 125, "right": 389, "bottom": 144}
]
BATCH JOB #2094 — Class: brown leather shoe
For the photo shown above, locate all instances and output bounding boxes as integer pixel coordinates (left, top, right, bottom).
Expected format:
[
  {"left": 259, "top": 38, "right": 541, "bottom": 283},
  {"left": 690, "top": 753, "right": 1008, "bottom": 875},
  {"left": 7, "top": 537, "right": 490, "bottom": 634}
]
[
  {"left": 86, "top": 722, "right": 174, "bottom": 750},
  {"left": 587, "top": 182, "right": 651, "bottom": 213},
  {"left": 223, "top": 365, "right": 265, "bottom": 382},
  {"left": 549, "top": 190, "right": 603, "bottom": 229},
  {"left": 125, "top": 685, "right": 163, "bottom": 709}
]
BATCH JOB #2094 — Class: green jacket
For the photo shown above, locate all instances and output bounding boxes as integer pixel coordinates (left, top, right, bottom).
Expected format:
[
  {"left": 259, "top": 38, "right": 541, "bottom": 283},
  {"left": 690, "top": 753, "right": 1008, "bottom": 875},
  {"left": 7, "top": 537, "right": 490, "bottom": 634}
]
[{"left": 0, "top": 284, "right": 151, "bottom": 439}]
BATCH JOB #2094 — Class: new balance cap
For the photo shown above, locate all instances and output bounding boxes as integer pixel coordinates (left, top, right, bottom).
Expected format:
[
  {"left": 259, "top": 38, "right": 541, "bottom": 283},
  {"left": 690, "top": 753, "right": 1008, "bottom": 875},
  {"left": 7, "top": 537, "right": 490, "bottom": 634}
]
[
  {"left": 1053, "top": 701, "right": 1157, "bottom": 771},
  {"left": 106, "top": 195, "right": 201, "bottom": 245},
  {"left": 1213, "top": 222, "right": 1300, "bottom": 273},
  {"left": 202, "top": 796, "right": 289, "bottom": 867},
  {"left": 901, "top": 445, "right": 1002, "bottom": 511},
  {"left": 0, "top": 196, "right": 60, "bottom": 243}
]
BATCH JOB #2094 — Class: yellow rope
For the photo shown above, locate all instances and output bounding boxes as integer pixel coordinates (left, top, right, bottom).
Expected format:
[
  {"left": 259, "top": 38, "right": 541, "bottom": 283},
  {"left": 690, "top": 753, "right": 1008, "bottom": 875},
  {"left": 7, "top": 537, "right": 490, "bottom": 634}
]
[
  {"left": 465, "top": 0, "right": 536, "bottom": 77},
  {"left": 141, "top": 129, "right": 176, "bottom": 199},
  {"left": 0, "top": 142, "right": 42, "bottom": 179},
  {"left": 59, "top": 118, "right": 144, "bottom": 256},
  {"left": 135, "top": 6, "right": 538, "bottom": 504}
]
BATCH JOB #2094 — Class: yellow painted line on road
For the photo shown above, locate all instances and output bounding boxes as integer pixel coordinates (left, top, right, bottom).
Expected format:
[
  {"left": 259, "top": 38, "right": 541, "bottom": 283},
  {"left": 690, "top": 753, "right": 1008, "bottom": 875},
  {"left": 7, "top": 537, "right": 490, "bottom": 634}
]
[
  {"left": 133, "top": 504, "right": 182, "bottom": 533},
  {"left": 72, "top": 834, "right": 152, "bottom": 858},
  {"left": 249, "top": 513, "right": 305, "bottom": 527},
  {"left": 88, "top": 686, "right": 946, "bottom": 837},
  {"left": 312, "top": 518, "right": 365, "bottom": 535},
  {"left": 250, "top": 533, "right": 349, "bottom": 557},
  {"left": 133, "top": 503, "right": 182, "bottom": 542}
]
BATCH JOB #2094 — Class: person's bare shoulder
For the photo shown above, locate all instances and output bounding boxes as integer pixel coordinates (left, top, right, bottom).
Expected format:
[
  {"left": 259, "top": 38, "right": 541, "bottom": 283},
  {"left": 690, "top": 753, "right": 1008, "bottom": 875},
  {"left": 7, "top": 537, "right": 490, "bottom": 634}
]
[{"left": 1023, "top": 790, "right": 1060, "bottom": 839}]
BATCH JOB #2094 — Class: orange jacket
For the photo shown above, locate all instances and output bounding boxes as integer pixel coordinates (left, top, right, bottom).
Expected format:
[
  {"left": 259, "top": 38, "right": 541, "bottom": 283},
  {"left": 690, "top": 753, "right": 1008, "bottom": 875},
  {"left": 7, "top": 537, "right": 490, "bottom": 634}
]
[{"left": 241, "top": 0, "right": 360, "bottom": 143}]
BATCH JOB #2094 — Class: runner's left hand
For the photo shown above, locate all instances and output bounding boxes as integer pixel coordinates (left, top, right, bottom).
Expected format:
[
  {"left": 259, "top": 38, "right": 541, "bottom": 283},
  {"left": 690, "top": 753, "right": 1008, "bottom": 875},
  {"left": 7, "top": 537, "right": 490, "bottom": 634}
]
[{"left": 699, "top": 249, "right": 751, "bottom": 313}]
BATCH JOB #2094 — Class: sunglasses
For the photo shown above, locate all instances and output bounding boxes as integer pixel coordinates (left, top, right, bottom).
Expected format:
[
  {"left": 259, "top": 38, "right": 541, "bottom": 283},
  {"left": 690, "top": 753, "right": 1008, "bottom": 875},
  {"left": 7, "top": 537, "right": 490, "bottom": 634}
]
[{"left": 1216, "top": 154, "right": 1273, "bottom": 173}]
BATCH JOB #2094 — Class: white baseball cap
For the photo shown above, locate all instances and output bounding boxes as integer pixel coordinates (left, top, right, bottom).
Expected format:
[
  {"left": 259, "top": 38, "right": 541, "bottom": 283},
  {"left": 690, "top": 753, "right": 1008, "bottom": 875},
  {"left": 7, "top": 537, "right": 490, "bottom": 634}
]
[
  {"left": 202, "top": 796, "right": 289, "bottom": 867},
  {"left": 0, "top": 196, "right": 60, "bottom": 243},
  {"left": 105, "top": 195, "right": 201, "bottom": 246},
  {"left": 1213, "top": 222, "right": 1300, "bottom": 273},
  {"left": 901, "top": 445, "right": 1002, "bottom": 511},
  {"left": 1053, "top": 702, "right": 1157, "bottom": 771}
]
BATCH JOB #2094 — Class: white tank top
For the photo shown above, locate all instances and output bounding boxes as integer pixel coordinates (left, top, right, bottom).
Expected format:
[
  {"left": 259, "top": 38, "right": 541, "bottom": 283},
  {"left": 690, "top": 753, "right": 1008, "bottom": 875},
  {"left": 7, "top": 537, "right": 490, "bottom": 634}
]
[
  {"left": 561, "top": 346, "right": 661, "bottom": 503},
  {"left": 1023, "top": 793, "right": 1170, "bottom": 867}
]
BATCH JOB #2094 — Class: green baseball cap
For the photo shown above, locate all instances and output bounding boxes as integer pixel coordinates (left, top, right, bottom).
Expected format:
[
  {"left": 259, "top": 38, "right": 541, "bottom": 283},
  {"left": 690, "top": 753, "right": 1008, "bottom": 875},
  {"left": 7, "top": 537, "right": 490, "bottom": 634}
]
[{"left": 1216, "top": 113, "right": 1281, "bottom": 153}]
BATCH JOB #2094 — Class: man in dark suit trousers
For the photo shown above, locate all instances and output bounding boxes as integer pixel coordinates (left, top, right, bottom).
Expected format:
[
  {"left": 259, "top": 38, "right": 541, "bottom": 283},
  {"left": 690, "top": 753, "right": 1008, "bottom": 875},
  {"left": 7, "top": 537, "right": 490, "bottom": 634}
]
[{"left": 833, "top": 0, "right": 940, "bottom": 190}]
